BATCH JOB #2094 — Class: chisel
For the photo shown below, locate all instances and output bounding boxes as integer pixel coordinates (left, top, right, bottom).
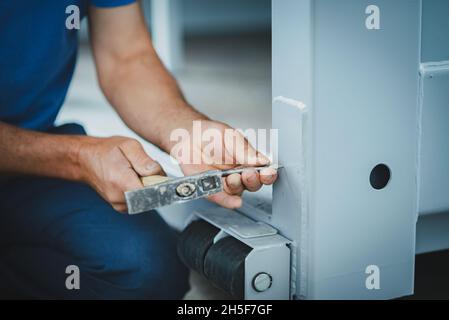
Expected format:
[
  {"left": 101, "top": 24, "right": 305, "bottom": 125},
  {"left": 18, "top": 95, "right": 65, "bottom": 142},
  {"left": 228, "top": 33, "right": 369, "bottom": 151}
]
[{"left": 125, "top": 165, "right": 282, "bottom": 214}]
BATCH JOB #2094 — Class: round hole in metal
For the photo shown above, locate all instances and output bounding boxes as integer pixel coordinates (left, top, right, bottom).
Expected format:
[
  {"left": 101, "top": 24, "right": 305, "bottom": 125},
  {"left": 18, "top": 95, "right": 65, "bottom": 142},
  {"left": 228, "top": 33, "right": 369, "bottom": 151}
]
[{"left": 370, "top": 164, "right": 391, "bottom": 190}]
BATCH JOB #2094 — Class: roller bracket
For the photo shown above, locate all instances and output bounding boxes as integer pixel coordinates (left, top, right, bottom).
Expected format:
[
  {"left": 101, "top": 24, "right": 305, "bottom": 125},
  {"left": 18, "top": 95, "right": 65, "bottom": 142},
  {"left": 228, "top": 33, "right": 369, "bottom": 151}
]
[{"left": 183, "top": 209, "right": 291, "bottom": 300}]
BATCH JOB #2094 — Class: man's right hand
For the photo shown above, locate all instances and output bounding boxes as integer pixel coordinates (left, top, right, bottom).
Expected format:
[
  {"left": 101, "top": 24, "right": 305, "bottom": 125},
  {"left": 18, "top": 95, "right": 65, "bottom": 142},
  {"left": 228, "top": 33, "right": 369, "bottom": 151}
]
[{"left": 78, "top": 137, "right": 164, "bottom": 213}]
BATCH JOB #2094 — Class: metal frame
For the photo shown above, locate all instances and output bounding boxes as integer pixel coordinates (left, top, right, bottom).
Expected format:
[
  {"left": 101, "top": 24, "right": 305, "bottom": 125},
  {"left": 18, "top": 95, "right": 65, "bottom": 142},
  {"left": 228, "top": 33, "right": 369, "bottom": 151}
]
[
  {"left": 149, "top": 0, "right": 184, "bottom": 71},
  {"left": 270, "top": 0, "right": 422, "bottom": 299},
  {"left": 195, "top": 208, "right": 291, "bottom": 300}
]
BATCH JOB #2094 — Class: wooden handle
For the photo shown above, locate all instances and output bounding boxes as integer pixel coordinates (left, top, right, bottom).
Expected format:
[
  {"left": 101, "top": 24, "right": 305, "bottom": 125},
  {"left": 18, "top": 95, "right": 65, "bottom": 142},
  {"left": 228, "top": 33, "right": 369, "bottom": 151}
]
[{"left": 141, "top": 175, "right": 171, "bottom": 187}]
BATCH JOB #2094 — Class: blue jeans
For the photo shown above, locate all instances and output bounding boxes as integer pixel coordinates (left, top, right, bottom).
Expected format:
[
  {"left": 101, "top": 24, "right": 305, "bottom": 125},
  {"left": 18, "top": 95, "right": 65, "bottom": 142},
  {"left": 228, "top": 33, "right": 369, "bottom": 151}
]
[{"left": 0, "top": 124, "right": 189, "bottom": 299}]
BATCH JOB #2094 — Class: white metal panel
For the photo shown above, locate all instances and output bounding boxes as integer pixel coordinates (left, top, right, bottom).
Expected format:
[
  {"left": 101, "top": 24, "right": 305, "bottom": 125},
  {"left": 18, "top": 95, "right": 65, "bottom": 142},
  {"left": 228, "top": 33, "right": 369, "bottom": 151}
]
[
  {"left": 418, "top": 63, "right": 449, "bottom": 215},
  {"left": 421, "top": 0, "right": 449, "bottom": 63},
  {"left": 273, "top": 0, "right": 421, "bottom": 299},
  {"left": 150, "top": 0, "right": 184, "bottom": 71}
]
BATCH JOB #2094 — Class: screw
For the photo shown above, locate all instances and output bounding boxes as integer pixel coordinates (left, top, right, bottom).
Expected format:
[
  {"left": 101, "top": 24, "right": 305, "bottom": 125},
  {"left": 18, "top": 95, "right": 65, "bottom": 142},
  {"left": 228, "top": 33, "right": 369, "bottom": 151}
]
[
  {"left": 252, "top": 273, "right": 272, "bottom": 293},
  {"left": 176, "top": 182, "right": 196, "bottom": 198}
]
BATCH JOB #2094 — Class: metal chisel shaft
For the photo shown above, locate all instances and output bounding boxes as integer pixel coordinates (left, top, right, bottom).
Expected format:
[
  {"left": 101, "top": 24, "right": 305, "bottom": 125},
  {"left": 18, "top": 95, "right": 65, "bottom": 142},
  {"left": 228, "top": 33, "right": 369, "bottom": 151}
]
[{"left": 126, "top": 165, "right": 283, "bottom": 214}]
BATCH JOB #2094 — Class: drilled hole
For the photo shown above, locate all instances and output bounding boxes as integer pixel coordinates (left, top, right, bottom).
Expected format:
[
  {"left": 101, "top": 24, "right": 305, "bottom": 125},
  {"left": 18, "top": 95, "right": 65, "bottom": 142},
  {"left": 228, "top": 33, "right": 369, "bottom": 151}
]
[{"left": 370, "top": 164, "right": 391, "bottom": 190}]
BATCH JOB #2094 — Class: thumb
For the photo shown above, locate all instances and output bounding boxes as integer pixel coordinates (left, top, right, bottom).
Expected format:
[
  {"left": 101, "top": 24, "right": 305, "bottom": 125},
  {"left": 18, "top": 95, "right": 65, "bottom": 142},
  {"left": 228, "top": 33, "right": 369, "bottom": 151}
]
[{"left": 119, "top": 140, "right": 165, "bottom": 177}]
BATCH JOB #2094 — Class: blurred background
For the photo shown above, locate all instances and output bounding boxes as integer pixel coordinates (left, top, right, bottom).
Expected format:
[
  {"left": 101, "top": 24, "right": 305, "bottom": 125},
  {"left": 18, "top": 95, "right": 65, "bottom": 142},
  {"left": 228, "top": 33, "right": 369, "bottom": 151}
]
[{"left": 57, "top": 0, "right": 272, "bottom": 177}]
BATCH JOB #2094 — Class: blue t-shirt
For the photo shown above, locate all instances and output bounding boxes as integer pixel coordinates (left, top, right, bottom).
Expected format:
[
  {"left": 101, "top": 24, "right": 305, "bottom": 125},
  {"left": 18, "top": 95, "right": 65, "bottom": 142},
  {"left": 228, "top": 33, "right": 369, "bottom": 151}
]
[{"left": 0, "top": 0, "right": 135, "bottom": 131}]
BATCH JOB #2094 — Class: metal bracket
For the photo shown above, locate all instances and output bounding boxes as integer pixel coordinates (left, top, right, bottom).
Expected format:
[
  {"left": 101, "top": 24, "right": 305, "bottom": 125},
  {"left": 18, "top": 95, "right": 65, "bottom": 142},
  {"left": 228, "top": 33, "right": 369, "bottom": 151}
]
[{"left": 194, "top": 208, "right": 291, "bottom": 300}]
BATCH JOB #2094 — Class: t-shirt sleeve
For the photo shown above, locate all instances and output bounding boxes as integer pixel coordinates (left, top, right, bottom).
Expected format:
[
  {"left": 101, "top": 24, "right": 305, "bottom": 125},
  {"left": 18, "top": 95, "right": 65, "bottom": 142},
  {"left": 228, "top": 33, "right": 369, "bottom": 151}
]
[{"left": 90, "top": 0, "right": 136, "bottom": 8}]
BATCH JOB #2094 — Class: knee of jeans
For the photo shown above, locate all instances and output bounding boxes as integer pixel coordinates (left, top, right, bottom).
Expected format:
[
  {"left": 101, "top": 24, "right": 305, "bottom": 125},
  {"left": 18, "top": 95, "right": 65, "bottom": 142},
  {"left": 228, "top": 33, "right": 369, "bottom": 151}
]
[
  {"left": 88, "top": 230, "right": 190, "bottom": 300},
  {"left": 143, "top": 249, "right": 190, "bottom": 300}
]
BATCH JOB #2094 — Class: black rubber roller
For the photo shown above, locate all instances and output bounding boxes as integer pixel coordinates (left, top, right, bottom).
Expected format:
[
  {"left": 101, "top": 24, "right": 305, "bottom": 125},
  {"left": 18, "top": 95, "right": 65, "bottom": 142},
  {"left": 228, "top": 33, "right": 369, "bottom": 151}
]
[
  {"left": 204, "top": 237, "right": 252, "bottom": 299},
  {"left": 177, "top": 220, "right": 220, "bottom": 276}
]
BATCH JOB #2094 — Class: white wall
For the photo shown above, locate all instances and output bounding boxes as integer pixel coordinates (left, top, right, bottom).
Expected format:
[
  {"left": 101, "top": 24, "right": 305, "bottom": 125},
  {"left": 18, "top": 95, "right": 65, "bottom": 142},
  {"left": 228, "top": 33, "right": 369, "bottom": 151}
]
[
  {"left": 143, "top": 0, "right": 271, "bottom": 35},
  {"left": 182, "top": 0, "right": 271, "bottom": 34}
]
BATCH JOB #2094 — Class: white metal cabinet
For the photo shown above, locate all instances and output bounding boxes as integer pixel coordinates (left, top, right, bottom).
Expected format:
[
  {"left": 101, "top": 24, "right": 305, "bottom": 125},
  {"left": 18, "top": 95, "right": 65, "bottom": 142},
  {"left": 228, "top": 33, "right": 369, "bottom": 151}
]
[
  {"left": 272, "top": 0, "right": 421, "bottom": 299},
  {"left": 418, "top": 0, "right": 449, "bottom": 215}
]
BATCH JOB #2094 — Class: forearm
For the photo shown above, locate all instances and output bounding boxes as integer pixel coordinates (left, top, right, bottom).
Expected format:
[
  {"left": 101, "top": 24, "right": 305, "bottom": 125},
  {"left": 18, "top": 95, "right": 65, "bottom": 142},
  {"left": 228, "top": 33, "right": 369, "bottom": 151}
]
[
  {"left": 89, "top": 3, "right": 207, "bottom": 153},
  {"left": 99, "top": 48, "right": 207, "bottom": 153},
  {"left": 0, "top": 122, "right": 84, "bottom": 181}
]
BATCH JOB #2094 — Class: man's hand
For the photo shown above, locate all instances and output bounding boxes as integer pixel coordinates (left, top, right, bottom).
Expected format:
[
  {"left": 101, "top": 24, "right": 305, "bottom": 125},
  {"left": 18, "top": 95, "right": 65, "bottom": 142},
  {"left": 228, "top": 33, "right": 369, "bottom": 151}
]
[
  {"left": 78, "top": 137, "right": 164, "bottom": 213},
  {"left": 88, "top": 4, "right": 277, "bottom": 210},
  {"left": 177, "top": 120, "right": 278, "bottom": 209},
  {"left": 0, "top": 123, "right": 163, "bottom": 214}
]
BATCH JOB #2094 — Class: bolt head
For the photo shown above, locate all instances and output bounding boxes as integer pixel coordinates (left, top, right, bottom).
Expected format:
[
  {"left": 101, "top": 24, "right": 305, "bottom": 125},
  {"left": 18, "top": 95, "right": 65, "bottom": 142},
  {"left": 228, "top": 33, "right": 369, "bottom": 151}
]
[
  {"left": 252, "top": 272, "right": 272, "bottom": 293},
  {"left": 176, "top": 182, "right": 196, "bottom": 197}
]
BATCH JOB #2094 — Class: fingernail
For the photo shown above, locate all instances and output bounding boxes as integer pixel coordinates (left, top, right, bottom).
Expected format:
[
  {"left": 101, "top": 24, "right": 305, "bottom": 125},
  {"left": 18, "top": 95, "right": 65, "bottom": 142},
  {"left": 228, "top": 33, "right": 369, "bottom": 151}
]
[
  {"left": 229, "top": 175, "right": 241, "bottom": 188},
  {"left": 261, "top": 168, "right": 277, "bottom": 177},
  {"left": 245, "top": 170, "right": 257, "bottom": 183}
]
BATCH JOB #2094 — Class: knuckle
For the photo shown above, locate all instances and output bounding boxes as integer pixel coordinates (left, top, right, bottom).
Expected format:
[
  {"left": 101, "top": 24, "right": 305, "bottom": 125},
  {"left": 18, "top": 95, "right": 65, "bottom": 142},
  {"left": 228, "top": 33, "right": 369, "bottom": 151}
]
[
  {"left": 229, "top": 184, "right": 242, "bottom": 193},
  {"left": 136, "top": 154, "right": 151, "bottom": 166},
  {"left": 228, "top": 187, "right": 243, "bottom": 196},
  {"left": 261, "top": 173, "right": 277, "bottom": 185},
  {"left": 110, "top": 136, "right": 127, "bottom": 145},
  {"left": 106, "top": 174, "right": 120, "bottom": 187},
  {"left": 116, "top": 138, "right": 136, "bottom": 151},
  {"left": 124, "top": 138, "right": 140, "bottom": 148},
  {"left": 106, "top": 189, "right": 120, "bottom": 202},
  {"left": 112, "top": 204, "right": 126, "bottom": 213},
  {"left": 227, "top": 174, "right": 242, "bottom": 189},
  {"left": 107, "top": 195, "right": 117, "bottom": 205}
]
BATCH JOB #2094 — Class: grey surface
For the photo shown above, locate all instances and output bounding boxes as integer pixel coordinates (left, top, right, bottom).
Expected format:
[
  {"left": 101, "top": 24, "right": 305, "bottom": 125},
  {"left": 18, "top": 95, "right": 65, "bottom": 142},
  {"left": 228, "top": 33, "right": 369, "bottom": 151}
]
[
  {"left": 419, "top": 64, "right": 449, "bottom": 215},
  {"left": 311, "top": 0, "right": 420, "bottom": 297},
  {"left": 422, "top": 0, "right": 449, "bottom": 63},
  {"left": 271, "top": 0, "right": 314, "bottom": 300},
  {"left": 196, "top": 208, "right": 278, "bottom": 240},
  {"left": 181, "top": 0, "right": 271, "bottom": 35},
  {"left": 194, "top": 208, "right": 291, "bottom": 299},
  {"left": 272, "top": 0, "right": 421, "bottom": 300},
  {"left": 142, "top": 0, "right": 271, "bottom": 36},
  {"left": 245, "top": 244, "right": 291, "bottom": 300}
]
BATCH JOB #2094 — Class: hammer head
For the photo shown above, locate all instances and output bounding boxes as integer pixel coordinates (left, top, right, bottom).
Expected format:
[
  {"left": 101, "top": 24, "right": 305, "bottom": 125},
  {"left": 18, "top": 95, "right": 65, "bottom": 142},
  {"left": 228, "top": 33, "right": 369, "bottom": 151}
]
[{"left": 125, "top": 171, "right": 224, "bottom": 214}]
